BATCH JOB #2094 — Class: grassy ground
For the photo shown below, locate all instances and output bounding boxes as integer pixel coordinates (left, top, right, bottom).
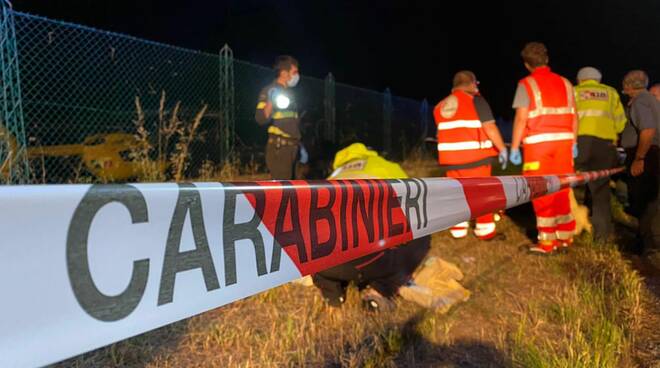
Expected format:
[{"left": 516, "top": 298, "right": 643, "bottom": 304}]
[{"left": 56, "top": 157, "right": 659, "bottom": 368}]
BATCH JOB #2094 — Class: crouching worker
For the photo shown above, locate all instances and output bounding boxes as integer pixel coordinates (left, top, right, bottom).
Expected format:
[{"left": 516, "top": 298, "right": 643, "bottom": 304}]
[{"left": 311, "top": 143, "right": 432, "bottom": 311}]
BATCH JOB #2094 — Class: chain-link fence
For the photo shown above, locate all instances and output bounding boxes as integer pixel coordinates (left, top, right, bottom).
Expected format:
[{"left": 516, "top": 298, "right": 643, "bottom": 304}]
[
  {"left": 1, "top": 7, "right": 432, "bottom": 184},
  {"left": 12, "top": 11, "right": 224, "bottom": 183}
]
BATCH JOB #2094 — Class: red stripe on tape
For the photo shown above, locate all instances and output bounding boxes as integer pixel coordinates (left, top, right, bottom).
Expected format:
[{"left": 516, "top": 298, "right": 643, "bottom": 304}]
[
  {"left": 455, "top": 177, "right": 507, "bottom": 219},
  {"left": 241, "top": 179, "right": 413, "bottom": 276}
]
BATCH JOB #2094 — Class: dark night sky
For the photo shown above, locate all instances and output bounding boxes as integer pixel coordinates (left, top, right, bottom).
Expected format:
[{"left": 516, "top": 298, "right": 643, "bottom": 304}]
[{"left": 13, "top": 0, "right": 660, "bottom": 120}]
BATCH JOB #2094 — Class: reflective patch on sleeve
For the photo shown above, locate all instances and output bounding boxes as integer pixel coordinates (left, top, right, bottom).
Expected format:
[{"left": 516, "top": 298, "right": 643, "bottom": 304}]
[
  {"left": 578, "top": 89, "right": 608, "bottom": 101},
  {"left": 439, "top": 95, "right": 458, "bottom": 118},
  {"left": 523, "top": 161, "right": 540, "bottom": 171},
  {"left": 256, "top": 102, "right": 266, "bottom": 109}
]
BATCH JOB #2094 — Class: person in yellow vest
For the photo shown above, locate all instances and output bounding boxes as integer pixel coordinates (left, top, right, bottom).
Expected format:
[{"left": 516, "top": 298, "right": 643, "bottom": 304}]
[{"left": 574, "top": 67, "right": 626, "bottom": 240}]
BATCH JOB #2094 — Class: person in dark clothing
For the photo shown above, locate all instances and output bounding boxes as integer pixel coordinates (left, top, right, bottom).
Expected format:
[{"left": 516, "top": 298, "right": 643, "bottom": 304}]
[
  {"left": 620, "top": 70, "right": 660, "bottom": 267},
  {"left": 310, "top": 143, "right": 432, "bottom": 311},
  {"left": 255, "top": 55, "right": 306, "bottom": 179},
  {"left": 312, "top": 236, "right": 431, "bottom": 310}
]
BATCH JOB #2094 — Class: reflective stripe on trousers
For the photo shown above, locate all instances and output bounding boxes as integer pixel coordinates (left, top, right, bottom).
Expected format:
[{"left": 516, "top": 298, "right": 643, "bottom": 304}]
[
  {"left": 536, "top": 214, "right": 575, "bottom": 227},
  {"left": 538, "top": 231, "right": 557, "bottom": 241},
  {"left": 556, "top": 230, "right": 574, "bottom": 240},
  {"left": 474, "top": 222, "right": 496, "bottom": 238},
  {"left": 450, "top": 221, "right": 469, "bottom": 238}
]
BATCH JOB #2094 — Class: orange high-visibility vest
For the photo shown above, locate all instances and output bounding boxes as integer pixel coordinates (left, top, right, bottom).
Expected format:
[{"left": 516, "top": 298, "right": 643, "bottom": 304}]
[
  {"left": 433, "top": 90, "right": 497, "bottom": 165},
  {"left": 520, "top": 66, "right": 576, "bottom": 145}
]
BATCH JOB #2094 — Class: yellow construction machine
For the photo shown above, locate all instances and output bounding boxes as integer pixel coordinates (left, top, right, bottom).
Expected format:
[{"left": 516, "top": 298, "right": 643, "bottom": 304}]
[{"left": 0, "top": 123, "right": 164, "bottom": 182}]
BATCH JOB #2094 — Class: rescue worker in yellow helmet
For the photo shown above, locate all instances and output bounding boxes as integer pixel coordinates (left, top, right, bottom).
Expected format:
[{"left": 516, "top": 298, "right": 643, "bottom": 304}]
[
  {"left": 574, "top": 66, "right": 626, "bottom": 240},
  {"left": 313, "top": 143, "right": 431, "bottom": 311}
]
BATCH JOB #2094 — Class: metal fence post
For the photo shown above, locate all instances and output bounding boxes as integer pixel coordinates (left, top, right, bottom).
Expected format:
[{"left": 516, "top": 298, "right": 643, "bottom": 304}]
[
  {"left": 219, "top": 44, "right": 235, "bottom": 163},
  {"left": 383, "top": 88, "right": 392, "bottom": 155},
  {"left": 323, "top": 72, "right": 335, "bottom": 143},
  {"left": 0, "top": 0, "right": 29, "bottom": 183}
]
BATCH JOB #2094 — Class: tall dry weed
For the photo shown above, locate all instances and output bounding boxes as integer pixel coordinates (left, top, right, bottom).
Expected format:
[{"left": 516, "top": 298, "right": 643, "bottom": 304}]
[
  {"left": 170, "top": 104, "right": 207, "bottom": 182},
  {"left": 131, "top": 92, "right": 207, "bottom": 182}
]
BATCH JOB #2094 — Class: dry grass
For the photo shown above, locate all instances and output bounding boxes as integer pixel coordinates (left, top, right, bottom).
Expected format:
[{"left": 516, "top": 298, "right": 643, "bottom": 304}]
[
  {"left": 197, "top": 155, "right": 265, "bottom": 182},
  {"left": 510, "top": 237, "right": 643, "bottom": 368},
  {"left": 170, "top": 103, "right": 207, "bottom": 181},
  {"left": 131, "top": 96, "right": 164, "bottom": 182},
  {"left": 132, "top": 91, "right": 264, "bottom": 183},
  {"left": 0, "top": 120, "right": 19, "bottom": 183},
  {"left": 55, "top": 157, "right": 652, "bottom": 367},
  {"left": 400, "top": 147, "right": 439, "bottom": 178},
  {"left": 131, "top": 92, "right": 208, "bottom": 182}
]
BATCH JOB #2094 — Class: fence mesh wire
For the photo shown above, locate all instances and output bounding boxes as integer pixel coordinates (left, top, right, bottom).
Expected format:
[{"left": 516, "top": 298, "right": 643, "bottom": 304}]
[{"left": 3, "top": 10, "right": 431, "bottom": 184}]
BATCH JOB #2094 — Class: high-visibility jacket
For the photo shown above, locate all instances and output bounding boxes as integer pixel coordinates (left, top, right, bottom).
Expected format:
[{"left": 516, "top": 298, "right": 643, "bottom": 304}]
[
  {"left": 433, "top": 90, "right": 497, "bottom": 165},
  {"left": 519, "top": 66, "right": 576, "bottom": 145},
  {"left": 575, "top": 80, "right": 626, "bottom": 142},
  {"left": 329, "top": 142, "right": 408, "bottom": 179}
]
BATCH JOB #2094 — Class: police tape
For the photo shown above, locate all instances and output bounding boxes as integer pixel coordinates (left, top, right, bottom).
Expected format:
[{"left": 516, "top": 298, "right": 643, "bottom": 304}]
[{"left": 0, "top": 168, "right": 622, "bottom": 367}]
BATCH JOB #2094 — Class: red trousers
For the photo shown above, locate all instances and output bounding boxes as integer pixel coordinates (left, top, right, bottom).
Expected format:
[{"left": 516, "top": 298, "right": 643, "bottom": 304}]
[
  {"left": 446, "top": 164, "right": 496, "bottom": 240},
  {"left": 523, "top": 140, "right": 576, "bottom": 243}
]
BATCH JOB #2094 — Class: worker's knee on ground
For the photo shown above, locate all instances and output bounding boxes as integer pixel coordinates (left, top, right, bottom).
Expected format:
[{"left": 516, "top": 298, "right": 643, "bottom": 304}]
[
  {"left": 311, "top": 274, "right": 347, "bottom": 307},
  {"left": 394, "top": 236, "right": 432, "bottom": 276}
]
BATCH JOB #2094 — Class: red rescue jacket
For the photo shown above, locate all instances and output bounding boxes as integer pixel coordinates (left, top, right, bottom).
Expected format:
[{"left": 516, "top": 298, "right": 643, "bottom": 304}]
[
  {"left": 519, "top": 66, "right": 576, "bottom": 145},
  {"left": 433, "top": 90, "right": 497, "bottom": 165}
]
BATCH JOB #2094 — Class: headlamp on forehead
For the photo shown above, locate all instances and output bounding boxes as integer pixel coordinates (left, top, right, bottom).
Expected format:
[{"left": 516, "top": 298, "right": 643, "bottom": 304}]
[{"left": 275, "top": 93, "right": 290, "bottom": 109}]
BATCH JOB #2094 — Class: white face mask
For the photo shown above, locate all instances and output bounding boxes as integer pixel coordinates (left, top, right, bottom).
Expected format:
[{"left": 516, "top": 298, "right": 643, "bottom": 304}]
[{"left": 287, "top": 73, "right": 300, "bottom": 87}]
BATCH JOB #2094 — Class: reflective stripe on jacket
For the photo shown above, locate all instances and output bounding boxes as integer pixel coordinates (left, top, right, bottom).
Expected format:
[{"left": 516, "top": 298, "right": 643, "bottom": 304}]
[
  {"left": 520, "top": 67, "right": 576, "bottom": 145},
  {"left": 575, "top": 80, "right": 626, "bottom": 142}
]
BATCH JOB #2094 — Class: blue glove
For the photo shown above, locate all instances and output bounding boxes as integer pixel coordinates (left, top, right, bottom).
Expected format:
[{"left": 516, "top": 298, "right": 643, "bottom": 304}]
[
  {"left": 617, "top": 147, "right": 626, "bottom": 165},
  {"left": 509, "top": 148, "right": 522, "bottom": 165},
  {"left": 299, "top": 145, "right": 309, "bottom": 164},
  {"left": 498, "top": 147, "right": 509, "bottom": 170},
  {"left": 572, "top": 143, "right": 578, "bottom": 159}
]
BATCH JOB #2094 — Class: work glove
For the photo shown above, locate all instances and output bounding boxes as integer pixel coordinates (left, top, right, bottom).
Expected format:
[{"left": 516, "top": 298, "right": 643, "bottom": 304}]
[
  {"left": 498, "top": 147, "right": 509, "bottom": 170},
  {"left": 617, "top": 147, "right": 627, "bottom": 165},
  {"left": 299, "top": 145, "right": 309, "bottom": 164},
  {"left": 509, "top": 148, "right": 522, "bottom": 166},
  {"left": 572, "top": 143, "right": 578, "bottom": 159}
]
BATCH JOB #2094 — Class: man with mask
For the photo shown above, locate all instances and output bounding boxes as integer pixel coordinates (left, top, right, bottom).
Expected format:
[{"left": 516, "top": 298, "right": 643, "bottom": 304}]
[
  {"left": 433, "top": 70, "right": 508, "bottom": 240},
  {"left": 255, "top": 55, "right": 306, "bottom": 179},
  {"left": 620, "top": 70, "right": 660, "bottom": 267}
]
